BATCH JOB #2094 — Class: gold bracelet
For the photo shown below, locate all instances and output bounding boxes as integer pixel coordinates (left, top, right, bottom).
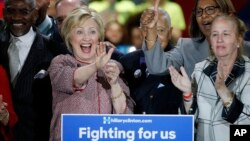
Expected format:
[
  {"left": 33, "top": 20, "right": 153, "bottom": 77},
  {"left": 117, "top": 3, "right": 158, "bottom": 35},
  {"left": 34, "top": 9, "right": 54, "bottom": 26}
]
[{"left": 111, "top": 90, "right": 123, "bottom": 101}]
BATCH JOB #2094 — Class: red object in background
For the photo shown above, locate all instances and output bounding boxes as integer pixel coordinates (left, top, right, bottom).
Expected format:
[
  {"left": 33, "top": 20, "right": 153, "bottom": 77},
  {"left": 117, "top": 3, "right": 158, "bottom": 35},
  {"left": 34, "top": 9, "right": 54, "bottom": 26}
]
[
  {"left": 174, "top": 0, "right": 194, "bottom": 37},
  {"left": 0, "top": 0, "right": 3, "bottom": 19}
]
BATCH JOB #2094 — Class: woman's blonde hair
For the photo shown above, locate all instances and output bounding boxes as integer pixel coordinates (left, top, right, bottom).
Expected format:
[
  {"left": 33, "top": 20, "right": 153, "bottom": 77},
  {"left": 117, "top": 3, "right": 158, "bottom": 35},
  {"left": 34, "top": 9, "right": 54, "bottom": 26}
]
[{"left": 61, "top": 6, "right": 104, "bottom": 53}]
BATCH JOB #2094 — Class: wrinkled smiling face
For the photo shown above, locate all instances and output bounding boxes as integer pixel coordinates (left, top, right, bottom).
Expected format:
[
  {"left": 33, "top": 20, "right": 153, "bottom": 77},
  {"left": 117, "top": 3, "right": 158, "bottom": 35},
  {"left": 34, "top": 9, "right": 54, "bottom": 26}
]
[
  {"left": 210, "top": 18, "right": 239, "bottom": 59},
  {"left": 4, "top": 0, "right": 37, "bottom": 37},
  {"left": 70, "top": 18, "right": 100, "bottom": 63},
  {"left": 196, "top": 0, "right": 221, "bottom": 38}
]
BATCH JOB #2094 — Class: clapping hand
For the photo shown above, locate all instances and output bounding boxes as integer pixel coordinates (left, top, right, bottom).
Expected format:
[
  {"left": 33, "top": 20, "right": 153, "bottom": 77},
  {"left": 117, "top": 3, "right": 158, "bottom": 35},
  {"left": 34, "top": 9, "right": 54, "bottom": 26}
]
[
  {"left": 215, "top": 62, "right": 226, "bottom": 90},
  {"left": 95, "top": 42, "right": 114, "bottom": 69},
  {"left": 215, "top": 62, "right": 231, "bottom": 100},
  {"left": 169, "top": 66, "right": 192, "bottom": 93}
]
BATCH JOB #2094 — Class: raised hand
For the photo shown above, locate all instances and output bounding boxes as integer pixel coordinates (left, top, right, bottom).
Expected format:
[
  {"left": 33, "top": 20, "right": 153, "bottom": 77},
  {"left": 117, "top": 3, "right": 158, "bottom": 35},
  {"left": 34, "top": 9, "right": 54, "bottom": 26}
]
[
  {"left": 140, "top": 0, "right": 160, "bottom": 28},
  {"left": 95, "top": 42, "right": 114, "bottom": 69},
  {"left": 169, "top": 66, "right": 192, "bottom": 93}
]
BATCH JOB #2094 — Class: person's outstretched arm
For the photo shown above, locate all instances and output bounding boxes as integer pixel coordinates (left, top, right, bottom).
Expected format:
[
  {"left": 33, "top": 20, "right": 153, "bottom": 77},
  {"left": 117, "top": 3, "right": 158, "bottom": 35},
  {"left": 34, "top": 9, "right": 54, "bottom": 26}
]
[{"left": 142, "top": 39, "right": 184, "bottom": 75}]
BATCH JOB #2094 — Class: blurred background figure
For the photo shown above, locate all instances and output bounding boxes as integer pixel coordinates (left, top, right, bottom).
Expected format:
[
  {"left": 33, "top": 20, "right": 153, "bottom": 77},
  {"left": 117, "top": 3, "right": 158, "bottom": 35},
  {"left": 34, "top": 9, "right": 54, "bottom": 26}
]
[
  {"left": 125, "top": 12, "right": 143, "bottom": 50},
  {"left": 89, "top": 0, "right": 137, "bottom": 54},
  {"left": 89, "top": 0, "right": 135, "bottom": 25},
  {"left": 237, "top": 0, "right": 250, "bottom": 41},
  {"left": 105, "top": 20, "right": 125, "bottom": 47},
  {"left": 0, "top": 19, "right": 7, "bottom": 42},
  {"left": 55, "top": 0, "right": 89, "bottom": 32},
  {"left": 104, "top": 20, "right": 130, "bottom": 54},
  {"left": 113, "top": 0, "right": 136, "bottom": 24}
]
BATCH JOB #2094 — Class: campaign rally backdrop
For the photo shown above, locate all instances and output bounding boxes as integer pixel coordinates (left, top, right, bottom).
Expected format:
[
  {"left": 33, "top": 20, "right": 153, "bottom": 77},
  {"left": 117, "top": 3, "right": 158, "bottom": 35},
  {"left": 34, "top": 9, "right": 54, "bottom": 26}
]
[{"left": 62, "top": 114, "right": 194, "bottom": 141}]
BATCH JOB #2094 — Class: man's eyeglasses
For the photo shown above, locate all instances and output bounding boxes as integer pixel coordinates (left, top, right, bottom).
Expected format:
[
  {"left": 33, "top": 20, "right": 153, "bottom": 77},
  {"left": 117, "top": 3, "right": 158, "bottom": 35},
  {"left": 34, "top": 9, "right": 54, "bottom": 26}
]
[
  {"left": 4, "top": 7, "right": 35, "bottom": 17},
  {"left": 195, "top": 6, "right": 219, "bottom": 17}
]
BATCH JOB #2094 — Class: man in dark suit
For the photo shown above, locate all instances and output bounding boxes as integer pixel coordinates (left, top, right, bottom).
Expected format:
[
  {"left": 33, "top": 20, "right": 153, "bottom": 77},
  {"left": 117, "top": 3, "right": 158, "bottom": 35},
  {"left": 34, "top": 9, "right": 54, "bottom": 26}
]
[
  {"left": 0, "top": 0, "right": 68, "bottom": 140},
  {"left": 120, "top": 8, "right": 182, "bottom": 114}
]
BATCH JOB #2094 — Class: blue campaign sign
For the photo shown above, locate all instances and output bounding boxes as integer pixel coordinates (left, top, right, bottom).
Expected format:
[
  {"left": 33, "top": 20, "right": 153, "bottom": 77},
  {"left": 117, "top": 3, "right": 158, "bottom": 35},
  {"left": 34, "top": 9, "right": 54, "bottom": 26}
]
[{"left": 62, "top": 114, "right": 194, "bottom": 141}]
